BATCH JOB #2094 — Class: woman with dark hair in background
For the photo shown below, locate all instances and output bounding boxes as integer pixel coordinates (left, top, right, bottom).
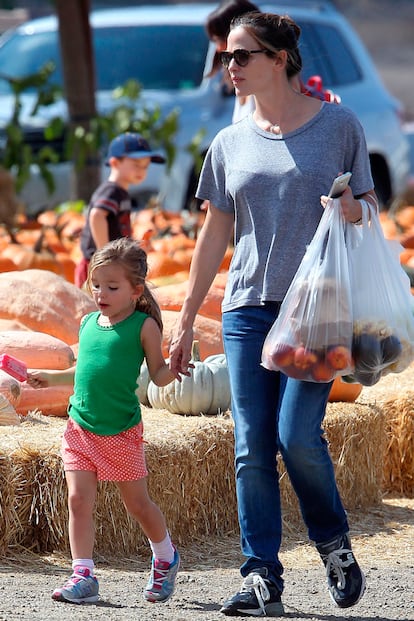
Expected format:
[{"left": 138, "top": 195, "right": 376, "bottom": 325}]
[{"left": 206, "top": 0, "right": 260, "bottom": 122}]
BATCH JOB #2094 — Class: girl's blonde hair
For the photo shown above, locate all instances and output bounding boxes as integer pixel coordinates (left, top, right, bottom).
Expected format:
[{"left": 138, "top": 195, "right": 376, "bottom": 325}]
[{"left": 87, "top": 237, "right": 163, "bottom": 333}]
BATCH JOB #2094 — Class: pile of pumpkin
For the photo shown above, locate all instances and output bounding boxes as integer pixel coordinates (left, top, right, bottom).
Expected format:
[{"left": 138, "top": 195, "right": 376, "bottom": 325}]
[
  {"left": 0, "top": 266, "right": 230, "bottom": 421},
  {"left": 3, "top": 199, "right": 414, "bottom": 422},
  {"left": 382, "top": 204, "right": 414, "bottom": 290}
]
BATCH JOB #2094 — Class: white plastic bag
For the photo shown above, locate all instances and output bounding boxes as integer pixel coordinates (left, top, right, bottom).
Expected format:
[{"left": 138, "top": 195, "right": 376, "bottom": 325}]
[
  {"left": 262, "top": 199, "right": 354, "bottom": 382},
  {"left": 346, "top": 201, "right": 414, "bottom": 385}
]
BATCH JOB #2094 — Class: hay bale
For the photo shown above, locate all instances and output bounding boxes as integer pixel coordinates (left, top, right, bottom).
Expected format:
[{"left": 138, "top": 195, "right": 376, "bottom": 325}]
[
  {"left": 0, "top": 449, "right": 40, "bottom": 554},
  {"left": 381, "top": 393, "right": 414, "bottom": 496},
  {"left": 94, "top": 410, "right": 236, "bottom": 556},
  {"left": 0, "top": 402, "right": 385, "bottom": 557},
  {"left": 0, "top": 453, "right": 14, "bottom": 551},
  {"left": 12, "top": 448, "right": 67, "bottom": 553},
  {"left": 358, "top": 365, "right": 414, "bottom": 496},
  {"left": 0, "top": 416, "right": 66, "bottom": 555}
]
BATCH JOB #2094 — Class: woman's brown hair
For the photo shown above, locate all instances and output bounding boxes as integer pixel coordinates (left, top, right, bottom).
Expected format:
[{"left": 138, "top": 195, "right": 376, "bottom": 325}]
[{"left": 231, "top": 12, "right": 303, "bottom": 78}]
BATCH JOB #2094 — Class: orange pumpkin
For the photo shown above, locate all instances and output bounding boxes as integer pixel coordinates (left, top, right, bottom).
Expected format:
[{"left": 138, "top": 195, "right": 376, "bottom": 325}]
[
  {"left": 395, "top": 206, "right": 414, "bottom": 231},
  {"left": 16, "top": 384, "right": 73, "bottom": 417},
  {"left": 149, "top": 270, "right": 190, "bottom": 288},
  {"left": 151, "top": 233, "right": 195, "bottom": 254},
  {"left": 161, "top": 310, "right": 223, "bottom": 359},
  {"left": 170, "top": 247, "right": 193, "bottom": 271},
  {"left": 36, "top": 210, "right": 59, "bottom": 227},
  {"left": 0, "top": 318, "right": 30, "bottom": 331},
  {"left": 152, "top": 209, "right": 184, "bottom": 234},
  {"left": 0, "top": 256, "right": 17, "bottom": 272},
  {"left": 399, "top": 248, "right": 414, "bottom": 265},
  {"left": 14, "top": 228, "right": 42, "bottom": 246},
  {"left": 131, "top": 208, "right": 156, "bottom": 240},
  {"left": 1, "top": 243, "right": 61, "bottom": 274},
  {"left": 328, "top": 376, "right": 362, "bottom": 402},
  {"left": 155, "top": 280, "right": 224, "bottom": 322},
  {"left": 399, "top": 227, "right": 414, "bottom": 250},
  {"left": 146, "top": 252, "right": 187, "bottom": 279},
  {"left": 54, "top": 252, "right": 76, "bottom": 283},
  {"left": 219, "top": 246, "right": 234, "bottom": 271},
  {"left": 57, "top": 210, "right": 86, "bottom": 239},
  {"left": 0, "top": 330, "right": 75, "bottom": 370},
  {"left": 378, "top": 212, "right": 398, "bottom": 240},
  {"left": 212, "top": 271, "right": 228, "bottom": 290},
  {"left": 0, "top": 270, "right": 95, "bottom": 344}
]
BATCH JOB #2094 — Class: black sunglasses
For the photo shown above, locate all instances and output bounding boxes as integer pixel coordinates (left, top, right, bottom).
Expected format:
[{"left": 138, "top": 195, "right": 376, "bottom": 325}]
[{"left": 220, "top": 48, "right": 267, "bottom": 68}]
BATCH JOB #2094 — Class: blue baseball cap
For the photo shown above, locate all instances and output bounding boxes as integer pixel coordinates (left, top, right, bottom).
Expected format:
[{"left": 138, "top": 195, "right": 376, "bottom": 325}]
[{"left": 105, "top": 132, "right": 165, "bottom": 165}]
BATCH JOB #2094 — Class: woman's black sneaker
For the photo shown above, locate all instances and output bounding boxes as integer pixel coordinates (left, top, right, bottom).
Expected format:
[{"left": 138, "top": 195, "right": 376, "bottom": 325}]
[
  {"left": 220, "top": 567, "right": 284, "bottom": 617},
  {"left": 316, "top": 532, "right": 366, "bottom": 608}
]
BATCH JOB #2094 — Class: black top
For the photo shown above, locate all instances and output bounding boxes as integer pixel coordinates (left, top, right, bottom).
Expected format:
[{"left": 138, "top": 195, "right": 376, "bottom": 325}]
[{"left": 80, "top": 181, "right": 132, "bottom": 260}]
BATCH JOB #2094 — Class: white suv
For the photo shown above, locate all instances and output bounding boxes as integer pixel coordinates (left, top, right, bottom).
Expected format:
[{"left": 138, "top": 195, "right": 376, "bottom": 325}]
[{"left": 0, "top": 2, "right": 410, "bottom": 214}]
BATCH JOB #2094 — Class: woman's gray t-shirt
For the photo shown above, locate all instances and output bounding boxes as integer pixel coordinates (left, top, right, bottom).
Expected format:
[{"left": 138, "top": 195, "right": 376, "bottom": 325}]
[{"left": 196, "top": 102, "right": 373, "bottom": 312}]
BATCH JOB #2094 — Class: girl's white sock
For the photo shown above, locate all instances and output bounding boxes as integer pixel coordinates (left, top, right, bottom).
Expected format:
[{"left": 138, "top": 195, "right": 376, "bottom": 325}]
[
  {"left": 149, "top": 532, "right": 175, "bottom": 564},
  {"left": 72, "top": 558, "right": 95, "bottom": 576}
]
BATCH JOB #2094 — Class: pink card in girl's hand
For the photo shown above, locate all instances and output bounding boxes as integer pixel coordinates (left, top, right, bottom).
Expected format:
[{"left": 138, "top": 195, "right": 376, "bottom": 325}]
[{"left": 0, "top": 353, "right": 27, "bottom": 382}]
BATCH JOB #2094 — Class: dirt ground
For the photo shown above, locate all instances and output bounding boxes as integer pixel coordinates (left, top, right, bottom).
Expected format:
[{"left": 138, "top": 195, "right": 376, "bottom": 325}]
[{"left": 0, "top": 497, "right": 412, "bottom": 620}]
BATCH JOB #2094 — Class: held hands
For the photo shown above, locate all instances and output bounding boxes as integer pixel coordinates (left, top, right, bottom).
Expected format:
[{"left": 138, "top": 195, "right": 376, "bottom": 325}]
[
  {"left": 320, "top": 186, "right": 362, "bottom": 223},
  {"left": 169, "top": 328, "right": 195, "bottom": 382}
]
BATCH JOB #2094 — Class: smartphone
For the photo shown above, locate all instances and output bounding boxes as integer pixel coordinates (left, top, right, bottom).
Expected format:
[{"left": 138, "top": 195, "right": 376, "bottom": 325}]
[{"left": 328, "top": 172, "right": 352, "bottom": 198}]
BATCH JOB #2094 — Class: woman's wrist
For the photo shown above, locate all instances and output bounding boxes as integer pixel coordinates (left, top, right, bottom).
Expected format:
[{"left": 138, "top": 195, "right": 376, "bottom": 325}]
[{"left": 352, "top": 198, "right": 370, "bottom": 225}]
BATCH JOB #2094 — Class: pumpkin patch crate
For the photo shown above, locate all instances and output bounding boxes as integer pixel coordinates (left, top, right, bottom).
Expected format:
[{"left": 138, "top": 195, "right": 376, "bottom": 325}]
[{"left": 0, "top": 400, "right": 385, "bottom": 557}]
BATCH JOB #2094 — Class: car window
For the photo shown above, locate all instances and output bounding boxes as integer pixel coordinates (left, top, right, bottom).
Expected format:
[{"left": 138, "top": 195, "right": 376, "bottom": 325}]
[
  {"left": 298, "top": 22, "right": 362, "bottom": 87},
  {"left": 0, "top": 31, "right": 61, "bottom": 94},
  {"left": 94, "top": 25, "right": 209, "bottom": 90},
  {"left": 0, "top": 24, "right": 209, "bottom": 94}
]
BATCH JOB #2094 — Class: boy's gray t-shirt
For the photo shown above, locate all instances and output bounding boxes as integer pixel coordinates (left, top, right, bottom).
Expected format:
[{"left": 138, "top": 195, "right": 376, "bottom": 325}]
[{"left": 196, "top": 102, "right": 373, "bottom": 312}]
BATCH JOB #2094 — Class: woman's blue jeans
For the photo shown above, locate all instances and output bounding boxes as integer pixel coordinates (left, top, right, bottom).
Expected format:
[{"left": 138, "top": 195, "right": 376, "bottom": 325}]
[{"left": 222, "top": 303, "right": 349, "bottom": 591}]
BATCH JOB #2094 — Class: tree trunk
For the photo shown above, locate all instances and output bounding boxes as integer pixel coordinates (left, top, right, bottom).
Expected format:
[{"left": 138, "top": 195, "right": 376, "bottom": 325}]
[{"left": 54, "top": 0, "right": 100, "bottom": 203}]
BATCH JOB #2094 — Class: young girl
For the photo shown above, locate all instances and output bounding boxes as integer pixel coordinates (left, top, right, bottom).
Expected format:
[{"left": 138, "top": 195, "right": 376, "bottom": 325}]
[{"left": 28, "top": 237, "right": 181, "bottom": 605}]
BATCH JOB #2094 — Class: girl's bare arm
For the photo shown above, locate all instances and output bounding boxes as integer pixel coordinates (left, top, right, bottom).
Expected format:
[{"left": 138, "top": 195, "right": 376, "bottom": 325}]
[
  {"left": 27, "top": 366, "right": 76, "bottom": 388},
  {"left": 140, "top": 317, "right": 177, "bottom": 386}
]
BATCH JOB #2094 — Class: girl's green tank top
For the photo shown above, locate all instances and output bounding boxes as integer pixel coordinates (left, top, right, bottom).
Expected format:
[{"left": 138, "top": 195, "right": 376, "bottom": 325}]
[{"left": 68, "top": 310, "right": 148, "bottom": 435}]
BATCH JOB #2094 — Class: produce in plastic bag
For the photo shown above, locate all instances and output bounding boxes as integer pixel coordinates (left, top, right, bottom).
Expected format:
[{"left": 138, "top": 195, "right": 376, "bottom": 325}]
[
  {"left": 346, "top": 200, "right": 414, "bottom": 385},
  {"left": 262, "top": 199, "right": 353, "bottom": 382}
]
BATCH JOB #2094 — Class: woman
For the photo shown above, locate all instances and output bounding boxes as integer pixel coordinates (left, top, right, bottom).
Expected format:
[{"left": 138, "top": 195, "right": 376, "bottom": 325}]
[
  {"left": 205, "top": 0, "right": 259, "bottom": 122},
  {"left": 169, "top": 11, "right": 377, "bottom": 617},
  {"left": 205, "top": 1, "right": 339, "bottom": 127}
]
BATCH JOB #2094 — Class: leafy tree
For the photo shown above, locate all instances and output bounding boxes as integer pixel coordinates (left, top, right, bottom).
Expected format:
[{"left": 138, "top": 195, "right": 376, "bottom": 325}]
[{"left": 0, "top": 62, "right": 61, "bottom": 193}]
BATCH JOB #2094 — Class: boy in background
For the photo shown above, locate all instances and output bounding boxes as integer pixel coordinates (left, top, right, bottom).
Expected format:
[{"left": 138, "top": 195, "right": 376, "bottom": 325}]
[{"left": 75, "top": 132, "right": 165, "bottom": 288}]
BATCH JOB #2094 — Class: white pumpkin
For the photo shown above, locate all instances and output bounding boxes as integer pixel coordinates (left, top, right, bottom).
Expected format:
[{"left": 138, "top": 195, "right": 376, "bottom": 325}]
[
  {"left": 147, "top": 342, "right": 231, "bottom": 415},
  {"left": 136, "top": 360, "right": 150, "bottom": 407},
  {"left": 204, "top": 353, "right": 227, "bottom": 365}
]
